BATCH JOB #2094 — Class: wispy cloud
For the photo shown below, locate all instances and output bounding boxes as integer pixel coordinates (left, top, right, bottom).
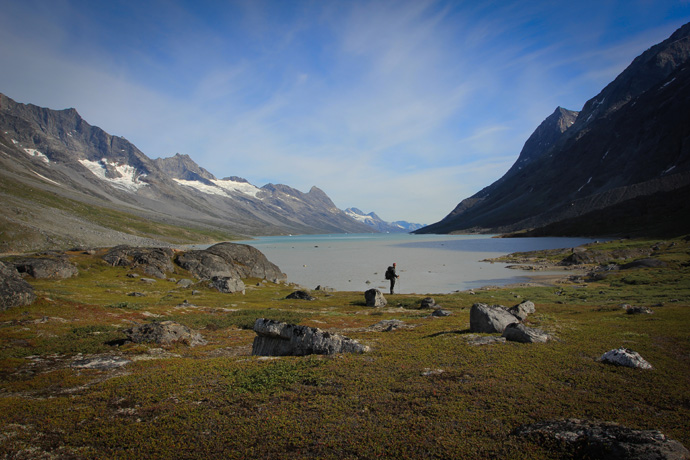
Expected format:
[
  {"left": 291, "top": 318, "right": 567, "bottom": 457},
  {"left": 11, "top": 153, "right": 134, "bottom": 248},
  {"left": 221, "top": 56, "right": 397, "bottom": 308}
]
[{"left": 0, "top": 0, "right": 688, "bottom": 223}]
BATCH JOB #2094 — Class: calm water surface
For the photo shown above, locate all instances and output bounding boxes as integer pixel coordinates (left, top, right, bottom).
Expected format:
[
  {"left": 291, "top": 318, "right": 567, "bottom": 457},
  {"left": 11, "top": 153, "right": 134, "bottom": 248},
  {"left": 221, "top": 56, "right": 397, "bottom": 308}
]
[{"left": 235, "top": 233, "right": 597, "bottom": 295}]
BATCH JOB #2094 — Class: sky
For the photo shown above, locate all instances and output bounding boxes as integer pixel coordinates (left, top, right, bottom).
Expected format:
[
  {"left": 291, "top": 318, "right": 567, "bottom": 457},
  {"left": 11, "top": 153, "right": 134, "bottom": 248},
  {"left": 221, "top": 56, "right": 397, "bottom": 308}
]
[{"left": 1, "top": 1, "right": 689, "bottom": 224}]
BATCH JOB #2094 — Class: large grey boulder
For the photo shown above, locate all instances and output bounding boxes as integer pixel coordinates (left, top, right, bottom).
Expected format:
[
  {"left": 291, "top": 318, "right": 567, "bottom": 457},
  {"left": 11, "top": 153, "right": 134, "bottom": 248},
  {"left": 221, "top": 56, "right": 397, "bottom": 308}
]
[
  {"left": 252, "top": 318, "right": 369, "bottom": 356},
  {"left": 103, "top": 246, "right": 175, "bottom": 279},
  {"left": 365, "top": 288, "right": 387, "bottom": 307},
  {"left": 600, "top": 347, "right": 653, "bottom": 369},
  {"left": 209, "top": 276, "right": 245, "bottom": 294},
  {"left": 508, "top": 300, "right": 536, "bottom": 321},
  {"left": 205, "top": 242, "right": 287, "bottom": 282},
  {"left": 125, "top": 321, "right": 207, "bottom": 347},
  {"left": 513, "top": 418, "right": 689, "bottom": 459},
  {"left": 286, "top": 290, "right": 316, "bottom": 301},
  {"left": 11, "top": 256, "right": 78, "bottom": 279},
  {"left": 469, "top": 303, "right": 519, "bottom": 333},
  {"left": 502, "top": 323, "right": 552, "bottom": 343},
  {"left": 175, "top": 250, "right": 241, "bottom": 280},
  {"left": 0, "top": 261, "right": 36, "bottom": 310}
]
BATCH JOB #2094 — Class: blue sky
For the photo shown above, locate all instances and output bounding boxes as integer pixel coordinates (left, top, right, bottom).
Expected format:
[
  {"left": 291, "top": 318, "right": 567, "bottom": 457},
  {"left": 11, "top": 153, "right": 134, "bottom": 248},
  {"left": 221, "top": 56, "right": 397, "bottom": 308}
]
[{"left": 1, "top": 1, "right": 689, "bottom": 224}]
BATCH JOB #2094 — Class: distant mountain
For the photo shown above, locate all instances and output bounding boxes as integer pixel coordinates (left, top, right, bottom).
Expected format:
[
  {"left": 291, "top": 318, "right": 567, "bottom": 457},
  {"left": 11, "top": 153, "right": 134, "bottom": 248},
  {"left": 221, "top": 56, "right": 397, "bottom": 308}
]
[
  {"left": 0, "top": 93, "right": 372, "bottom": 251},
  {"left": 344, "top": 208, "right": 424, "bottom": 233},
  {"left": 417, "top": 22, "right": 690, "bottom": 238}
]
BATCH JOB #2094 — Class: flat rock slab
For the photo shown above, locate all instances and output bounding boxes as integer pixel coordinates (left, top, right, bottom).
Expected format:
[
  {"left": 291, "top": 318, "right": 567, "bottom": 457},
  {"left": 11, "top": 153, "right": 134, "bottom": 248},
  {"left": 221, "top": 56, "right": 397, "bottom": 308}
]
[
  {"left": 125, "top": 321, "right": 207, "bottom": 347},
  {"left": 600, "top": 347, "right": 653, "bottom": 369},
  {"left": 252, "top": 318, "right": 369, "bottom": 356},
  {"left": 513, "top": 418, "right": 689, "bottom": 459},
  {"left": 71, "top": 355, "right": 131, "bottom": 370}
]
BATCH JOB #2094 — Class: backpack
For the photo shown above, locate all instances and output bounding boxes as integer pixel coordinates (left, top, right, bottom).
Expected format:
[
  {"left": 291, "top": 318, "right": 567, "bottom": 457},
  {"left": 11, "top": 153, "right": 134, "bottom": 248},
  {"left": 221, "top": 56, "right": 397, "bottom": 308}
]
[{"left": 385, "top": 266, "right": 395, "bottom": 280}]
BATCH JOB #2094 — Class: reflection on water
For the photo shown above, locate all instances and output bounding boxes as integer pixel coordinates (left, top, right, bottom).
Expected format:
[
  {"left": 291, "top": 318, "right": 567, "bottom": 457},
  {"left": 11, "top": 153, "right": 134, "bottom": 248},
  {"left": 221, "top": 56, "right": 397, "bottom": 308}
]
[{"left": 234, "top": 233, "right": 596, "bottom": 295}]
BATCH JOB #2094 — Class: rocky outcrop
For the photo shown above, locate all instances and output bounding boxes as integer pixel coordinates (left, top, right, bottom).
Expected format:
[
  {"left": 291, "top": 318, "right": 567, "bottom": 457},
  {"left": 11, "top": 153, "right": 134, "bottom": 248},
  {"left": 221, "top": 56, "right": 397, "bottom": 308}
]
[
  {"left": 513, "top": 418, "right": 689, "bottom": 459},
  {"left": 11, "top": 256, "right": 78, "bottom": 279},
  {"left": 252, "top": 318, "right": 369, "bottom": 356},
  {"left": 205, "top": 242, "right": 286, "bottom": 282},
  {"left": 0, "top": 261, "right": 36, "bottom": 310},
  {"left": 502, "top": 323, "right": 552, "bottom": 343},
  {"left": 125, "top": 321, "right": 207, "bottom": 347},
  {"left": 176, "top": 250, "right": 241, "bottom": 280},
  {"left": 103, "top": 246, "right": 175, "bottom": 279},
  {"left": 600, "top": 347, "right": 653, "bottom": 369},
  {"left": 365, "top": 288, "right": 387, "bottom": 307},
  {"left": 469, "top": 303, "right": 519, "bottom": 333}
]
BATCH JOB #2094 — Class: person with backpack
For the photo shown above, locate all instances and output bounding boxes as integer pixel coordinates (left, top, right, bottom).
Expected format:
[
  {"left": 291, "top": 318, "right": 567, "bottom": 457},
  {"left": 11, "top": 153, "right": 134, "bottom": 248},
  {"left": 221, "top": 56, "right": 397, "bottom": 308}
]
[{"left": 384, "top": 263, "right": 399, "bottom": 294}]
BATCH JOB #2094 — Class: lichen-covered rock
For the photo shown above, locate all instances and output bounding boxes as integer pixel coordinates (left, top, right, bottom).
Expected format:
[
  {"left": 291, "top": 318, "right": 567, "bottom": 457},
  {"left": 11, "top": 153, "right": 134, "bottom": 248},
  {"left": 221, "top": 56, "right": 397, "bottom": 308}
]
[
  {"left": 469, "top": 303, "right": 519, "bottom": 333},
  {"left": 600, "top": 347, "right": 653, "bottom": 369},
  {"left": 513, "top": 418, "right": 689, "bottom": 459},
  {"left": 365, "top": 288, "right": 387, "bottom": 307},
  {"left": 431, "top": 308, "right": 451, "bottom": 317},
  {"left": 502, "top": 322, "right": 552, "bottom": 343},
  {"left": 103, "top": 246, "right": 174, "bottom": 279},
  {"left": 175, "top": 250, "right": 241, "bottom": 280},
  {"left": 420, "top": 297, "right": 436, "bottom": 309},
  {"left": 209, "top": 276, "right": 245, "bottom": 294},
  {"left": 252, "top": 318, "right": 369, "bottom": 356},
  {"left": 508, "top": 300, "right": 536, "bottom": 321},
  {"left": 125, "top": 321, "right": 207, "bottom": 347},
  {"left": 12, "top": 256, "right": 78, "bottom": 279},
  {"left": 205, "top": 242, "right": 287, "bottom": 282},
  {"left": 0, "top": 261, "right": 36, "bottom": 310}
]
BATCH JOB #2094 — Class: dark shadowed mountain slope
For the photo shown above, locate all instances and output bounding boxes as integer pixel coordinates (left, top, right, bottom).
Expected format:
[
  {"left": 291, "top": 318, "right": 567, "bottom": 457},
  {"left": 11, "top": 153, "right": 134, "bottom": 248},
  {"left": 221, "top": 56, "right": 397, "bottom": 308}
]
[
  {"left": 0, "top": 94, "right": 373, "bottom": 251},
  {"left": 417, "top": 22, "right": 690, "bottom": 237}
]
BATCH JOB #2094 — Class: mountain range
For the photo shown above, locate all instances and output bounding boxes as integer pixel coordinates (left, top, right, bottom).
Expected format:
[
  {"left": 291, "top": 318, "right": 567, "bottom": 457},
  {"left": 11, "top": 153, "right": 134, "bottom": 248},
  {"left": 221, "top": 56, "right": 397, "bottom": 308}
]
[
  {"left": 344, "top": 208, "right": 424, "bottom": 233},
  {"left": 417, "top": 22, "right": 690, "bottom": 238},
  {"left": 0, "top": 94, "right": 380, "bottom": 252}
]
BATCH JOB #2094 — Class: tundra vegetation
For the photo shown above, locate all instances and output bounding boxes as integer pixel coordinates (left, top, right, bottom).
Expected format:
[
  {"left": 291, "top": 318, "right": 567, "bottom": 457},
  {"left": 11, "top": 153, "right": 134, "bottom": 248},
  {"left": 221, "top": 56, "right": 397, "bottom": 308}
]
[{"left": 1, "top": 238, "right": 689, "bottom": 459}]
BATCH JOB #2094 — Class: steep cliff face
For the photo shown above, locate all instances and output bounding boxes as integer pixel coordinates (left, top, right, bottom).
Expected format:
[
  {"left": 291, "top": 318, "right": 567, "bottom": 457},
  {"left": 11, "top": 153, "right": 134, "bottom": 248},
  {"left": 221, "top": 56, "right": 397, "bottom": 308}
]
[{"left": 418, "top": 22, "right": 690, "bottom": 237}]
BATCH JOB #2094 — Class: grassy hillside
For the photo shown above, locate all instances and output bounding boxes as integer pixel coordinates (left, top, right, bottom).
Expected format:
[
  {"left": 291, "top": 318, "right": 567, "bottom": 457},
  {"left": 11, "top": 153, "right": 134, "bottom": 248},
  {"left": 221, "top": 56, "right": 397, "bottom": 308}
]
[
  {"left": 1, "top": 239, "right": 689, "bottom": 458},
  {"left": 0, "top": 175, "right": 240, "bottom": 253}
]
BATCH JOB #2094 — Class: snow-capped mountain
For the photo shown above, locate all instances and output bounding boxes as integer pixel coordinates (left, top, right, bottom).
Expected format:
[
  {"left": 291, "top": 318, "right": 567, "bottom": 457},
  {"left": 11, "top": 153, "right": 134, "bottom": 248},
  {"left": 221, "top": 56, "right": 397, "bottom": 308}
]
[
  {"left": 345, "top": 208, "right": 424, "bottom": 233},
  {"left": 0, "top": 93, "right": 373, "bottom": 250}
]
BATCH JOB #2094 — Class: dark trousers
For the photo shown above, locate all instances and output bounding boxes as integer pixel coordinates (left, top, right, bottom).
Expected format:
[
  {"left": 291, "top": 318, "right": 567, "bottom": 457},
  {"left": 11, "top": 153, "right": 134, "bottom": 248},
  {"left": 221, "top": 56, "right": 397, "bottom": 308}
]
[{"left": 389, "top": 278, "right": 395, "bottom": 294}]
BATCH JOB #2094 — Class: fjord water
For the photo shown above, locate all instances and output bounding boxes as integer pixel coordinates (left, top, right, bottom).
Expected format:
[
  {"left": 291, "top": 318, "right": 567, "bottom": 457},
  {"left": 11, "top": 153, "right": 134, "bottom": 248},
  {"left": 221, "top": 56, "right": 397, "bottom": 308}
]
[{"left": 236, "top": 233, "right": 596, "bottom": 294}]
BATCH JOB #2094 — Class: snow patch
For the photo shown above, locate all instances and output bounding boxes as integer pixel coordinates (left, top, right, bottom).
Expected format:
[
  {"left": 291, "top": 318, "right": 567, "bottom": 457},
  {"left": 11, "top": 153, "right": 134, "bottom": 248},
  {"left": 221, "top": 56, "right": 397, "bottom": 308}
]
[
  {"left": 79, "top": 158, "right": 147, "bottom": 191},
  {"left": 31, "top": 170, "right": 60, "bottom": 185},
  {"left": 577, "top": 176, "right": 592, "bottom": 193},
  {"left": 24, "top": 148, "right": 49, "bottom": 163},
  {"left": 212, "top": 178, "right": 261, "bottom": 198},
  {"left": 661, "top": 77, "right": 676, "bottom": 89},
  {"left": 663, "top": 165, "right": 676, "bottom": 174},
  {"left": 174, "top": 179, "right": 230, "bottom": 197}
]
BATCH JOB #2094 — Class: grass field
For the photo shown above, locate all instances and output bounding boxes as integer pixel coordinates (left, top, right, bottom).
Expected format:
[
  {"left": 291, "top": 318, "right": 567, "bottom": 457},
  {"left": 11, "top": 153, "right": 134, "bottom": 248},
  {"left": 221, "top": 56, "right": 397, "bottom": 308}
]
[{"left": 1, "top": 238, "right": 689, "bottom": 459}]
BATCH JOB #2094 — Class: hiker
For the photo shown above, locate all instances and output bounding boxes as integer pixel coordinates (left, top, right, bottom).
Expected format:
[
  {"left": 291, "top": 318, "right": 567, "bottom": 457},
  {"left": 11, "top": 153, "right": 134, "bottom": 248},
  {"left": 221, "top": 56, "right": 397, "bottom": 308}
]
[{"left": 385, "top": 263, "right": 399, "bottom": 294}]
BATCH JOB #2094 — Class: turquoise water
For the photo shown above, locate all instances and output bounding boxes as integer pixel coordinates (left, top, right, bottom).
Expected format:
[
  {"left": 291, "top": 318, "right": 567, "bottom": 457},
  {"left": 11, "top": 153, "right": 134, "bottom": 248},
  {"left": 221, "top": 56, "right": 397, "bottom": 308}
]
[{"left": 234, "top": 233, "right": 597, "bottom": 295}]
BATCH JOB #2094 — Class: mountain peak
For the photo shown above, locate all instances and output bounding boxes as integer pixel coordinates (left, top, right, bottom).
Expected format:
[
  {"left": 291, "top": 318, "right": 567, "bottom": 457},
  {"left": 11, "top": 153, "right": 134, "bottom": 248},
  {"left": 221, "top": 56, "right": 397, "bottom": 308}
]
[{"left": 154, "top": 153, "right": 216, "bottom": 183}]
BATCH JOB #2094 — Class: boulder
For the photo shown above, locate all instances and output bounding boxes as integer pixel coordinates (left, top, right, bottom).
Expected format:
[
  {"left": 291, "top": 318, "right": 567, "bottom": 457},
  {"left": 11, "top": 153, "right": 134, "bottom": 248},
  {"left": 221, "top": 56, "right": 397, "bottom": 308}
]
[
  {"left": 513, "top": 418, "right": 689, "bottom": 460},
  {"left": 368, "top": 319, "right": 407, "bottom": 332},
  {"left": 125, "top": 321, "right": 207, "bottom": 347},
  {"left": 508, "top": 300, "right": 535, "bottom": 321},
  {"left": 205, "top": 242, "right": 287, "bottom": 282},
  {"left": 176, "top": 278, "right": 195, "bottom": 288},
  {"left": 600, "top": 347, "right": 653, "bottom": 369},
  {"left": 621, "top": 258, "right": 667, "bottom": 269},
  {"left": 365, "top": 288, "right": 387, "bottom": 307},
  {"left": 176, "top": 250, "right": 241, "bottom": 280},
  {"left": 502, "top": 323, "right": 551, "bottom": 343},
  {"left": 286, "top": 290, "right": 316, "bottom": 301},
  {"left": 0, "top": 261, "right": 36, "bottom": 310},
  {"left": 625, "top": 305, "right": 654, "bottom": 315},
  {"left": 252, "top": 318, "right": 369, "bottom": 356},
  {"left": 209, "top": 276, "right": 245, "bottom": 294},
  {"left": 102, "top": 246, "right": 175, "bottom": 279},
  {"left": 469, "top": 303, "right": 519, "bottom": 333},
  {"left": 11, "top": 256, "right": 78, "bottom": 279},
  {"left": 431, "top": 308, "right": 452, "bottom": 317},
  {"left": 420, "top": 297, "right": 436, "bottom": 309}
]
